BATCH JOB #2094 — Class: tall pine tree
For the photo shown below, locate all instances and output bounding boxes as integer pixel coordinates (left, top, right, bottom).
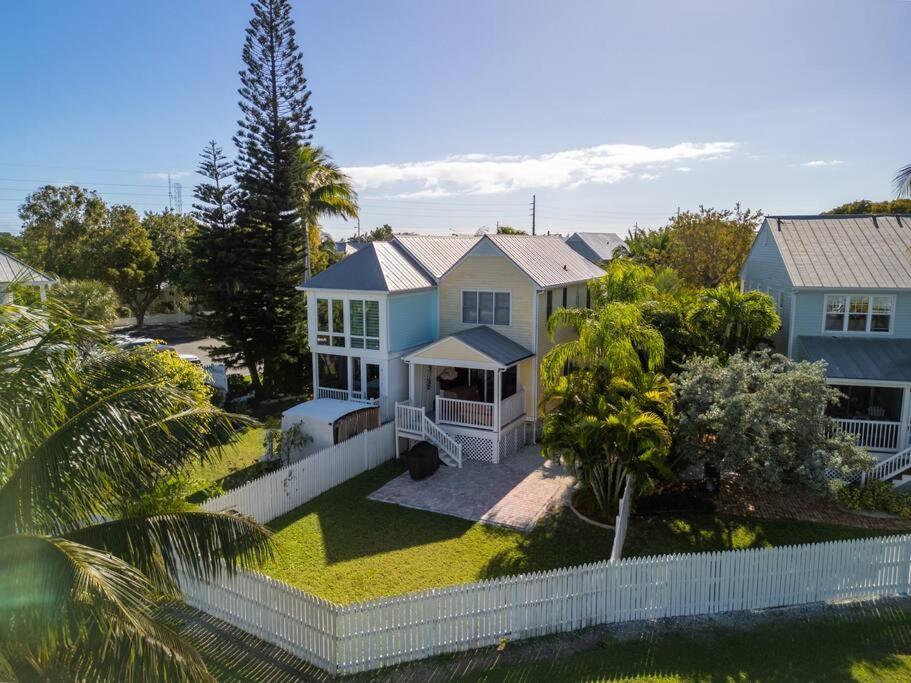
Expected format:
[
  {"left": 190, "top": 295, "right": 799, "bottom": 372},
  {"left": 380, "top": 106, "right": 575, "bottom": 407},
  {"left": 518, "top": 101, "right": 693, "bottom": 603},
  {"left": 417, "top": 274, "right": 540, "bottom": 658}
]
[
  {"left": 187, "top": 142, "right": 264, "bottom": 384},
  {"left": 232, "top": 0, "right": 315, "bottom": 395}
]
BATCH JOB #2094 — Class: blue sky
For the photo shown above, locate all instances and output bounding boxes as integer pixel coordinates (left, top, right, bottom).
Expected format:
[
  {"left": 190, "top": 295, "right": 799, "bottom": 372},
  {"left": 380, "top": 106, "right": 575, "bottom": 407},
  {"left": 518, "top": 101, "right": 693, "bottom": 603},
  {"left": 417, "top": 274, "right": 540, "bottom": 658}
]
[{"left": 1, "top": 0, "right": 909, "bottom": 238}]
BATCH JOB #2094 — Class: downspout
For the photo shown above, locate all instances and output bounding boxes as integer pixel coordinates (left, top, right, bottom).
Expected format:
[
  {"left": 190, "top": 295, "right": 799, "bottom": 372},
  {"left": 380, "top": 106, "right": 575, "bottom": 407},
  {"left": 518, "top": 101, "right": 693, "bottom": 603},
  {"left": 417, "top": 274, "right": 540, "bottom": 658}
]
[
  {"left": 531, "top": 287, "right": 541, "bottom": 443},
  {"left": 787, "top": 289, "right": 798, "bottom": 357}
]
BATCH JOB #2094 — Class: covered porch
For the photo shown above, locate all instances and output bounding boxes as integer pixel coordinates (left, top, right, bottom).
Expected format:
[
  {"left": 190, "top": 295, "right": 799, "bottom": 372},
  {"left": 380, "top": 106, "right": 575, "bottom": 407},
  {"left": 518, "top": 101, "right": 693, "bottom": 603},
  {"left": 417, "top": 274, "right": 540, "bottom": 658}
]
[{"left": 794, "top": 336, "right": 911, "bottom": 455}]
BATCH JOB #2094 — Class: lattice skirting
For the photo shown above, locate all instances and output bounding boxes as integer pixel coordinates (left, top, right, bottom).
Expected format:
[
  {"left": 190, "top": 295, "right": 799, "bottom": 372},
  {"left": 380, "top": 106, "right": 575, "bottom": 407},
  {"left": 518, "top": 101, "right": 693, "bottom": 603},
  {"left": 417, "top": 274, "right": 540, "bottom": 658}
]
[{"left": 498, "top": 419, "right": 529, "bottom": 460}]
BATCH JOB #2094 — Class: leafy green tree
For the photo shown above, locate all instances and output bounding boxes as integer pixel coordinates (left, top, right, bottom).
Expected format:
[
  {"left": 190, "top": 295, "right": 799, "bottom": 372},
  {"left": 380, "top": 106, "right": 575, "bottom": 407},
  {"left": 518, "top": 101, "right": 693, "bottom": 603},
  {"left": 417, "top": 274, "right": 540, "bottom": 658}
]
[
  {"left": 0, "top": 304, "right": 271, "bottom": 680},
  {"left": 18, "top": 185, "right": 107, "bottom": 278},
  {"left": 541, "top": 300, "right": 673, "bottom": 514},
  {"left": 52, "top": 279, "right": 120, "bottom": 324},
  {"left": 624, "top": 225, "right": 671, "bottom": 270},
  {"left": 674, "top": 352, "right": 873, "bottom": 492},
  {"left": 0, "top": 232, "right": 22, "bottom": 256},
  {"left": 688, "top": 283, "right": 780, "bottom": 357},
  {"left": 296, "top": 145, "right": 358, "bottom": 278},
  {"left": 351, "top": 224, "right": 394, "bottom": 243},
  {"left": 84, "top": 205, "right": 159, "bottom": 327},
  {"left": 825, "top": 198, "right": 911, "bottom": 214},
  {"left": 665, "top": 205, "right": 761, "bottom": 288},
  {"left": 141, "top": 210, "right": 196, "bottom": 313},
  {"left": 496, "top": 225, "right": 527, "bottom": 235}
]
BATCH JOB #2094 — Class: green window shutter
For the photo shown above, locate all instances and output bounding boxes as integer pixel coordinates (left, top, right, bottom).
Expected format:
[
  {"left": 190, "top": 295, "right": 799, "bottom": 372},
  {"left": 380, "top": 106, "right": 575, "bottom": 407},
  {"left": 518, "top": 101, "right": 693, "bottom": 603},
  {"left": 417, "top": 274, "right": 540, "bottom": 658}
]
[
  {"left": 350, "top": 300, "right": 364, "bottom": 336},
  {"left": 365, "top": 301, "right": 380, "bottom": 338}
]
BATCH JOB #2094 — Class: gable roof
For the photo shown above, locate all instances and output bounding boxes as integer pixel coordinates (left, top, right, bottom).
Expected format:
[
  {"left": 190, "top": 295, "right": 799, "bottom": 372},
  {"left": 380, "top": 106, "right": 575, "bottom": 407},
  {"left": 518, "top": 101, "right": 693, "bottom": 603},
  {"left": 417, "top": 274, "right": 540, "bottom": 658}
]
[
  {"left": 765, "top": 215, "right": 911, "bottom": 289},
  {"left": 485, "top": 234, "right": 606, "bottom": 288},
  {"left": 565, "top": 232, "right": 627, "bottom": 262},
  {"left": 392, "top": 235, "right": 481, "bottom": 281},
  {"left": 299, "top": 241, "right": 432, "bottom": 293},
  {"left": 0, "top": 250, "right": 56, "bottom": 286},
  {"left": 405, "top": 325, "right": 534, "bottom": 367}
]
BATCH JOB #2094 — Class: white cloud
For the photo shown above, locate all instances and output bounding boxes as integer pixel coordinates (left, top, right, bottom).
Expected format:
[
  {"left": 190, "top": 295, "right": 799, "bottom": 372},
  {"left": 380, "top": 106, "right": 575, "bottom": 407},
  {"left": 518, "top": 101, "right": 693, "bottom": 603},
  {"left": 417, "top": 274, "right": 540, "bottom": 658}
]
[
  {"left": 144, "top": 170, "right": 194, "bottom": 180},
  {"left": 800, "top": 160, "right": 844, "bottom": 168},
  {"left": 345, "top": 141, "right": 737, "bottom": 197},
  {"left": 675, "top": 166, "right": 693, "bottom": 173}
]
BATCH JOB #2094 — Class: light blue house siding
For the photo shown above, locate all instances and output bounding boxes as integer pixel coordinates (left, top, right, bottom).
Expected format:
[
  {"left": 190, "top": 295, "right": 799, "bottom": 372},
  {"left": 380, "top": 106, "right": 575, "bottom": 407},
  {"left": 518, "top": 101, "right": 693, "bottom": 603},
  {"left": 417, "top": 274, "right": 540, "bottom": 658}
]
[
  {"left": 388, "top": 289, "right": 438, "bottom": 352},
  {"left": 792, "top": 291, "right": 911, "bottom": 340},
  {"left": 740, "top": 222, "right": 794, "bottom": 351}
]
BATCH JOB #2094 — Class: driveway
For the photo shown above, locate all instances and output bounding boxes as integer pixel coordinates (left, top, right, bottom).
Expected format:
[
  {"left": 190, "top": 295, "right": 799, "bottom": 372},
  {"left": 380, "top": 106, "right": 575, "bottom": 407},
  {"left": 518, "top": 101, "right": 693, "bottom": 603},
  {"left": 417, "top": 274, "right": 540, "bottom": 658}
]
[{"left": 368, "top": 446, "right": 572, "bottom": 532}]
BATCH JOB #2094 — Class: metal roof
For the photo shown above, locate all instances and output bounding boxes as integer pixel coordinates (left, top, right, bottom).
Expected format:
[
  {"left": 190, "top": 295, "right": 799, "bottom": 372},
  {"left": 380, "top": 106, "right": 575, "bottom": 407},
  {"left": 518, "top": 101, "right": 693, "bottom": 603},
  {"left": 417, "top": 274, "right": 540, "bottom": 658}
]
[
  {"left": 767, "top": 215, "right": 911, "bottom": 289},
  {"left": 282, "top": 398, "right": 377, "bottom": 423},
  {"left": 565, "top": 232, "right": 627, "bottom": 263},
  {"left": 299, "top": 242, "right": 432, "bottom": 293},
  {"left": 0, "top": 250, "right": 56, "bottom": 286},
  {"left": 793, "top": 335, "right": 911, "bottom": 382},
  {"left": 392, "top": 235, "right": 481, "bottom": 281},
  {"left": 486, "top": 234, "right": 606, "bottom": 288}
]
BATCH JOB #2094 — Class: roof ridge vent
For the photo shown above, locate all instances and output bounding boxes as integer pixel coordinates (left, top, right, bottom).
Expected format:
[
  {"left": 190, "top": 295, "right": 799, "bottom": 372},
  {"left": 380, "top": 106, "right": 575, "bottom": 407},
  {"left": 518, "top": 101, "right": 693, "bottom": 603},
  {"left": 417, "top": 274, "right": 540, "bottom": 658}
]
[
  {"left": 776, "top": 217, "right": 782, "bottom": 232},
  {"left": 873, "top": 215, "right": 880, "bottom": 229}
]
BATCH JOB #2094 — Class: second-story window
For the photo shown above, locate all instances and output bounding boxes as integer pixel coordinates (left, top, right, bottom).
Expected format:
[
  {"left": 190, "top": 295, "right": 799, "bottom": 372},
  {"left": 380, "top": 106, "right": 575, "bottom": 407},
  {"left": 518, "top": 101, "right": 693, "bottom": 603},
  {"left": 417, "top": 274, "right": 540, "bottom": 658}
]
[
  {"left": 462, "top": 290, "right": 510, "bottom": 326},
  {"left": 350, "top": 299, "right": 380, "bottom": 350},
  {"left": 316, "top": 298, "right": 345, "bottom": 347},
  {"left": 824, "top": 294, "right": 893, "bottom": 334}
]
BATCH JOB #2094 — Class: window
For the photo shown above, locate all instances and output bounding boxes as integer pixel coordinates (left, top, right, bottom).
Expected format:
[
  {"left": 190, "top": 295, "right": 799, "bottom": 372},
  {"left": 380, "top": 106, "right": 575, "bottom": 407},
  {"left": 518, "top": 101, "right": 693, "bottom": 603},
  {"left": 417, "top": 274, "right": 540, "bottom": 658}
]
[
  {"left": 562, "top": 287, "right": 568, "bottom": 308},
  {"left": 316, "top": 298, "right": 345, "bottom": 346},
  {"left": 586, "top": 287, "right": 591, "bottom": 309},
  {"left": 546, "top": 290, "right": 553, "bottom": 318},
  {"left": 462, "top": 291, "right": 510, "bottom": 326},
  {"left": 350, "top": 299, "right": 380, "bottom": 350},
  {"left": 575, "top": 287, "right": 581, "bottom": 307},
  {"left": 317, "top": 353, "right": 348, "bottom": 390},
  {"left": 501, "top": 365, "right": 518, "bottom": 399},
  {"left": 828, "top": 385, "right": 903, "bottom": 422},
  {"left": 824, "top": 294, "right": 893, "bottom": 334},
  {"left": 365, "top": 363, "right": 380, "bottom": 399}
]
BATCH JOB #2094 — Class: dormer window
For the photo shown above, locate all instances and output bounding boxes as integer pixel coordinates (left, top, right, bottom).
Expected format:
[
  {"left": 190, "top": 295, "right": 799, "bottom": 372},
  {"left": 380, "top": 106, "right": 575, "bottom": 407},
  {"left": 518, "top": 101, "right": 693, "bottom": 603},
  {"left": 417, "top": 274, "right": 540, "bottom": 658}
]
[{"left": 824, "top": 294, "right": 893, "bottom": 334}]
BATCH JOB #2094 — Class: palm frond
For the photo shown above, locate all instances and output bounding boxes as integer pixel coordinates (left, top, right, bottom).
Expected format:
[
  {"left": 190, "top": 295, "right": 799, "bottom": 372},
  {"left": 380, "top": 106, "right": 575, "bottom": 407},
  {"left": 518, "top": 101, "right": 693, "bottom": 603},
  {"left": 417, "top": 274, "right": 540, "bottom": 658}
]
[{"left": 894, "top": 163, "right": 911, "bottom": 198}]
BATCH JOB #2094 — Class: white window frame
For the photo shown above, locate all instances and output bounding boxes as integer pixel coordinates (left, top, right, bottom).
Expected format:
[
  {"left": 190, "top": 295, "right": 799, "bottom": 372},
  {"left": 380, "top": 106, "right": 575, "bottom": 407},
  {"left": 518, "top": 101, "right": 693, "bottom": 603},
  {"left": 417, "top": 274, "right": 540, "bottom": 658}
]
[
  {"left": 316, "top": 298, "right": 346, "bottom": 348},
  {"left": 460, "top": 289, "right": 511, "bottom": 326},
  {"left": 823, "top": 293, "right": 894, "bottom": 335},
  {"left": 349, "top": 298, "right": 381, "bottom": 351}
]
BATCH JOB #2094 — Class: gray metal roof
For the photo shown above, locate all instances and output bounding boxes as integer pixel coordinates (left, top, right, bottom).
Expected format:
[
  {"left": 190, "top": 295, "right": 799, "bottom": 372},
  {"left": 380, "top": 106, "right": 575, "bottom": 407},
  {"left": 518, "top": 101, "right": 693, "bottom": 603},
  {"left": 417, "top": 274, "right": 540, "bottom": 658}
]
[
  {"left": 767, "top": 215, "right": 911, "bottom": 289},
  {"left": 565, "top": 232, "right": 627, "bottom": 263},
  {"left": 486, "top": 235, "right": 606, "bottom": 288},
  {"left": 450, "top": 325, "right": 534, "bottom": 366},
  {"left": 392, "top": 235, "right": 481, "bottom": 281},
  {"left": 0, "top": 250, "right": 56, "bottom": 286},
  {"left": 300, "top": 242, "right": 432, "bottom": 293},
  {"left": 793, "top": 335, "right": 911, "bottom": 382}
]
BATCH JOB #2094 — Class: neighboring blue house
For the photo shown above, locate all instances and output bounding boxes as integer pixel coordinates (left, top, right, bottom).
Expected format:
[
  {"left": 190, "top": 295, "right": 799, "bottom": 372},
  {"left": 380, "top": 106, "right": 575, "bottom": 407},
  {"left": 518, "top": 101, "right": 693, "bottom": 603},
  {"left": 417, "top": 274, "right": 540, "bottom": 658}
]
[
  {"left": 740, "top": 215, "right": 911, "bottom": 457},
  {"left": 564, "top": 232, "right": 627, "bottom": 263}
]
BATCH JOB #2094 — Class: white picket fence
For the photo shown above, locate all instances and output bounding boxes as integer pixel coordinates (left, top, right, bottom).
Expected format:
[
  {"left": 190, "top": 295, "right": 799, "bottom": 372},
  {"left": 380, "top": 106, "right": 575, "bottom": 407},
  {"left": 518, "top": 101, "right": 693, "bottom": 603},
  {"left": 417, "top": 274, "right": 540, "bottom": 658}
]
[
  {"left": 180, "top": 533, "right": 911, "bottom": 675},
  {"left": 201, "top": 421, "right": 396, "bottom": 523}
]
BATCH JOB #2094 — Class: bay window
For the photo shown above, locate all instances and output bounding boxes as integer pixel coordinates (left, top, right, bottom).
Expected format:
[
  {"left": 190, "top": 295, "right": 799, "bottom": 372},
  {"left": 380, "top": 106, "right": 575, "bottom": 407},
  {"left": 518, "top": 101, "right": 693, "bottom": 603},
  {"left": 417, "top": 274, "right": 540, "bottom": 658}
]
[
  {"left": 462, "top": 290, "right": 510, "bottom": 326},
  {"left": 824, "top": 294, "right": 893, "bottom": 334}
]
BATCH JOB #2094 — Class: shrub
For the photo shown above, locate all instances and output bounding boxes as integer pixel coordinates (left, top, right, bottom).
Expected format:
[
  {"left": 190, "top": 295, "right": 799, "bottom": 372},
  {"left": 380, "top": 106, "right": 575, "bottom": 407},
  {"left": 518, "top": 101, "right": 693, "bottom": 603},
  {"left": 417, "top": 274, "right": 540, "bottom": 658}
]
[
  {"left": 837, "top": 480, "right": 911, "bottom": 518},
  {"left": 675, "top": 351, "right": 873, "bottom": 493},
  {"left": 53, "top": 279, "right": 120, "bottom": 324}
]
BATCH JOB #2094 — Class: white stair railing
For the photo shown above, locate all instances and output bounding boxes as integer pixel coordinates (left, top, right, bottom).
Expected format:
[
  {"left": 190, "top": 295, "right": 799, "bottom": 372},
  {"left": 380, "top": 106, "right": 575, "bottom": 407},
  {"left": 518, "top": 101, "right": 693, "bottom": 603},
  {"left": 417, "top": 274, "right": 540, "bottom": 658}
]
[
  {"left": 395, "top": 401, "right": 462, "bottom": 468},
  {"left": 862, "top": 444, "right": 911, "bottom": 486}
]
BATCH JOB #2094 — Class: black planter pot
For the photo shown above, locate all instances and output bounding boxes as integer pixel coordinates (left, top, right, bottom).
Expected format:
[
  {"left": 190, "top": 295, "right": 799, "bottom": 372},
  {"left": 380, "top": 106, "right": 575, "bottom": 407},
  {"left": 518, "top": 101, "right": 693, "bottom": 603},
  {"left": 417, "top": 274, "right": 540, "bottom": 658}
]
[{"left": 406, "top": 441, "right": 441, "bottom": 480}]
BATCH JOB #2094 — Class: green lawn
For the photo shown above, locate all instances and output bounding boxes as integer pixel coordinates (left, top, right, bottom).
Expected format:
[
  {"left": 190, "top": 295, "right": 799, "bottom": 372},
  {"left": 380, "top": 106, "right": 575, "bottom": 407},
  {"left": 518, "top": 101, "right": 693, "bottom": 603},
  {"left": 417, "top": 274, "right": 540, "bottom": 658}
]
[
  {"left": 258, "top": 460, "right": 892, "bottom": 604},
  {"left": 186, "top": 427, "right": 270, "bottom": 501},
  {"left": 447, "top": 601, "right": 911, "bottom": 682}
]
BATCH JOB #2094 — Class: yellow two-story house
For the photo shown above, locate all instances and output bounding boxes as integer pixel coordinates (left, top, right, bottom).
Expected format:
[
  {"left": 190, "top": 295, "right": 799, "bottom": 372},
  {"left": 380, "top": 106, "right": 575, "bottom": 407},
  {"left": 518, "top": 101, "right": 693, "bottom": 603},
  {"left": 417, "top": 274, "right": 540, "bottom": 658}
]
[{"left": 300, "top": 233, "right": 604, "bottom": 466}]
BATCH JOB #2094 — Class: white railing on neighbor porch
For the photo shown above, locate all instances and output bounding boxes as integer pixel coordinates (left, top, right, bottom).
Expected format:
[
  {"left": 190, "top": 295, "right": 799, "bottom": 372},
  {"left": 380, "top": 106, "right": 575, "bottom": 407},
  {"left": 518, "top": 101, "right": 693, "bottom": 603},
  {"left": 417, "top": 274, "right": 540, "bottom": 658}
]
[
  {"left": 315, "top": 387, "right": 395, "bottom": 423},
  {"left": 395, "top": 400, "right": 424, "bottom": 434},
  {"left": 862, "top": 445, "right": 911, "bottom": 486},
  {"left": 499, "top": 389, "right": 525, "bottom": 428},
  {"left": 436, "top": 395, "right": 494, "bottom": 429},
  {"left": 831, "top": 418, "right": 902, "bottom": 452}
]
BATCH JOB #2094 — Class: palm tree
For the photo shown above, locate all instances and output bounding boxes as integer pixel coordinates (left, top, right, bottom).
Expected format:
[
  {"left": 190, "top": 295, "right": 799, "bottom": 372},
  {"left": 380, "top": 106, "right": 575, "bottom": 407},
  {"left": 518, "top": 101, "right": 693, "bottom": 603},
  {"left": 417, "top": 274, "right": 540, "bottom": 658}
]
[
  {"left": 0, "top": 305, "right": 272, "bottom": 681},
  {"left": 688, "top": 283, "right": 780, "bottom": 357},
  {"left": 895, "top": 164, "right": 911, "bottom": 199},
  {"left": 541, "top": 298, "right": 673, "bottom": 514},
  {"left": 297, "top": 145, "right": 359, "bottom": 278}
]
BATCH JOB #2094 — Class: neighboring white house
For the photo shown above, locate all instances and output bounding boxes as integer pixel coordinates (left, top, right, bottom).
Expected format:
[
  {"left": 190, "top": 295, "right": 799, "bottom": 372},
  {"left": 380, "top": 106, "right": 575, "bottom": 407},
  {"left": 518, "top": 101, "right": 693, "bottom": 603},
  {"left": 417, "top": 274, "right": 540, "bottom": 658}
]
[
  {"left": 740, "top": 214, "right": 911, "bottom": 459},
  {"left": 297, "top": 234, "right": 605, "bottom": 466},
  {"left": 565, "top": 232, "right": 627, "bottom": 263},
  {"left": 0, "top": 250, "right": 57, "bottom": 304}
]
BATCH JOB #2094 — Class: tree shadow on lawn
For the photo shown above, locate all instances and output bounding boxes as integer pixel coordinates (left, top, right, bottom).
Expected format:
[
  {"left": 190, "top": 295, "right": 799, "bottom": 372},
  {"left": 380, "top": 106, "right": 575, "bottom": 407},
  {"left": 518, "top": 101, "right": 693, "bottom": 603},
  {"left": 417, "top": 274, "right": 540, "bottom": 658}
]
[{"left": 267, "top": 460, "right": 479, "bottom": 565}]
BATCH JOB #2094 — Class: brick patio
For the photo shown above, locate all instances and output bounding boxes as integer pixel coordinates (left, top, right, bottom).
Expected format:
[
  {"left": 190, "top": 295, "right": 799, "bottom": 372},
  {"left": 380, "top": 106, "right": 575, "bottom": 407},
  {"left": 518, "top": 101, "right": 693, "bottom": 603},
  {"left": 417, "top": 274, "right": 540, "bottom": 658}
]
[{"left": 367, "top": 446, "right": 572, "bottom": 532}]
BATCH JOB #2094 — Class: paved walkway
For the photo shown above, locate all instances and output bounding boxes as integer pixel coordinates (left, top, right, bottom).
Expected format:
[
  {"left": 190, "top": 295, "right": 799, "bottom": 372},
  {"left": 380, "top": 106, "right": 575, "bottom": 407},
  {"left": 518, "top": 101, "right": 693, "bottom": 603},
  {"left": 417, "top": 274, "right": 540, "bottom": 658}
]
[{"left": 368, "top": 446, "right": 572, "bottom": 532}]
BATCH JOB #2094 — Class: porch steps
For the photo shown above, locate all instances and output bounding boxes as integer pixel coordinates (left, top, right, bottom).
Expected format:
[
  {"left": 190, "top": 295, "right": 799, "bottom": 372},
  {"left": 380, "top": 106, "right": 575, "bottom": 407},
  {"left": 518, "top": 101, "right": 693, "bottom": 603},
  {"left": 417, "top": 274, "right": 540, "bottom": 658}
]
[
  {"left": 863, "top": 445, "right": 911, "bottom": 489},
  {"left": 395, "top": 402, "right": 463, "bottom": 468},
  {"left": 892, "top": 474, "right": 911, "bottom": 490}
]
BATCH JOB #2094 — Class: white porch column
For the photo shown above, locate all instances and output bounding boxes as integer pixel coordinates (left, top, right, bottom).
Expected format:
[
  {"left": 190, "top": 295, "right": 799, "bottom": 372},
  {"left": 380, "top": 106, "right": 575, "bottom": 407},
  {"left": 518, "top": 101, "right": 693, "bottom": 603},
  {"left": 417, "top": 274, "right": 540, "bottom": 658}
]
[
  {"left": 39, "top": 284, "right": 47, "bottom": 302},
  {"left": 407, "top": 361, "right": 415, "bottom": 404},
  {"left": 900, "top": 386, "right": 911, "bottom": 451},
  {"left": 493, "top": 370, "right": 501, "bottom": 431}
]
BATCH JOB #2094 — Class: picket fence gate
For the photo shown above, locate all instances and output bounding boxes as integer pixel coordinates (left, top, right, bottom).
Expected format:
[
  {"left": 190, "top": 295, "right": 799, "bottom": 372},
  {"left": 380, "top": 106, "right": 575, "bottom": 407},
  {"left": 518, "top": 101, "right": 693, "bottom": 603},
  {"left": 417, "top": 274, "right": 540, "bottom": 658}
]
[
  {"left": 201, "top": 421, "right": 396, "bottom": 523},
  {"left": 180, "top": 533, "right": 911, "bottom": 675}
]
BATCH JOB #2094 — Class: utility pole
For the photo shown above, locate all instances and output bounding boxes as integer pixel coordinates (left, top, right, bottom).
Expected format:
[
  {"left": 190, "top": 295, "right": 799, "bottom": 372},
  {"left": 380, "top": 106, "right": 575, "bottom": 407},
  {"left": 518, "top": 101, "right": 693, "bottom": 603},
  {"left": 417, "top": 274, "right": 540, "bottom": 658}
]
[
  {"left": 174, "top": 182, "right": 183, "bottom": 214},
  {"left": 167, "top": 173, "right": 173, "bottom": 211},
  {"left": 530, "top": 194, "right": 536, "bottom": 235},
  {"left": 356, "top": 216, "right": 361, "bottom": 238}
]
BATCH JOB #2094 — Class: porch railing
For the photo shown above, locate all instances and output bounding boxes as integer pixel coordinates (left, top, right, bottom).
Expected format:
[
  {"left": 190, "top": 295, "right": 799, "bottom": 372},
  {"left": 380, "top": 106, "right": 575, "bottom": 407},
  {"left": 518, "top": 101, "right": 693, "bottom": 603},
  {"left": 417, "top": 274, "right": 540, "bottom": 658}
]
[
  {"left": 395, "top": 400, "right": 425, "bottom": 435},
  {"left": 436, "top": 395, "right": 494, "bottom": 429},
  {"left": 499, "top": 389, "right": 525, "bottom": 428},
  {"left": 830, "top": 418, "right": 902, "bottom": 452}
]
